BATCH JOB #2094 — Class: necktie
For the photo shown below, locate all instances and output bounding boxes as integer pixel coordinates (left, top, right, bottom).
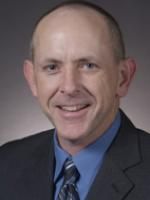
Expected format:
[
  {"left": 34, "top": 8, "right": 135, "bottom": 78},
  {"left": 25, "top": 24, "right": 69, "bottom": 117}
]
[{"left": 57, "top": 158, "right": 80, "bottom": 200}]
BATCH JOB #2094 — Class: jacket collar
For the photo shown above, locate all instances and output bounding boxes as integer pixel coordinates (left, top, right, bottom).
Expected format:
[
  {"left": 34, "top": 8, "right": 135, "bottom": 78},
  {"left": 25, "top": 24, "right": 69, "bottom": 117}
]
[{"left": 86, "top": 110, "right": 141, "bottom": 200}]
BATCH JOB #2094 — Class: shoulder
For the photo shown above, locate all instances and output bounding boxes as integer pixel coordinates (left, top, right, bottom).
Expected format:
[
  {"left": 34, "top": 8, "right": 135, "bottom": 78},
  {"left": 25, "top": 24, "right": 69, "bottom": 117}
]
[
  {"left": 0, "top": 129, "right": 54, "bottom": 163},
  {"left": 120, "top": 109, "right": 150, "bottom": 140},
  {"left": 136, "top": 128, "right": 150, "bottom": 156},
  {"left": 119, "top": 110, "right": 150, "bottom": 156},
  {"left": 0, "top": 129, "right": 55, "bottom": 197}
]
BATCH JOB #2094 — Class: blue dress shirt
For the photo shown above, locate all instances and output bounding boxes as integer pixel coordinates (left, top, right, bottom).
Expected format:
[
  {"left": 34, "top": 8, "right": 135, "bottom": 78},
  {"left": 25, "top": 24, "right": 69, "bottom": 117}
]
[{"left": 54, "top": 112, "right": 121, "bottom": 200}]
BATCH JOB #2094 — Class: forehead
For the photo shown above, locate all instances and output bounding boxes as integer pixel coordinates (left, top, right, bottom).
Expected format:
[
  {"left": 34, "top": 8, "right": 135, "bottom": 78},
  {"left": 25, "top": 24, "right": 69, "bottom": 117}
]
[
  {"left": 31, "top": 6, "right": 116, "bottom": 65},
  {"left": 33, "top": 6, "right": 111, "bottom": 47}
]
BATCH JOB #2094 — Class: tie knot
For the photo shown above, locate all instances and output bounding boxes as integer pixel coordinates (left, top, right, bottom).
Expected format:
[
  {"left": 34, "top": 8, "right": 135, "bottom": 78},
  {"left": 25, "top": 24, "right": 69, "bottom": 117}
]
[{"left": 63, "top": 158, "right": 80, "bottom": 184}]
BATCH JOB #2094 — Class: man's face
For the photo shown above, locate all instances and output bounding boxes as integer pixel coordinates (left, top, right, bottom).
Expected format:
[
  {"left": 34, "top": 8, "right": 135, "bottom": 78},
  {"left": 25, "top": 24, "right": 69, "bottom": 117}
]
[{"left": 24, "top": 8, "right": 134, "bottom": 152}]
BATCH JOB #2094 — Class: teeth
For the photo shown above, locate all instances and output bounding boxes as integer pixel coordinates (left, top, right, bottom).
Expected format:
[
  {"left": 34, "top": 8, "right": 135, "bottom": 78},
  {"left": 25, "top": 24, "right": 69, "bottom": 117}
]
[{"left": 61, "top": 105, "right": 87, "bottom": 112}]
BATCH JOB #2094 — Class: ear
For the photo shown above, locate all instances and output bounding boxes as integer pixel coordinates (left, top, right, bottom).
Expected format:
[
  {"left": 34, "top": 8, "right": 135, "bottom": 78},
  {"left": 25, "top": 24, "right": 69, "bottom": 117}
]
[
  {"left": 117, "top": 58, "right": 136, "bottom": 97},
  {"left": 23, "top": 60, "right": 37, "bottom": 97}
]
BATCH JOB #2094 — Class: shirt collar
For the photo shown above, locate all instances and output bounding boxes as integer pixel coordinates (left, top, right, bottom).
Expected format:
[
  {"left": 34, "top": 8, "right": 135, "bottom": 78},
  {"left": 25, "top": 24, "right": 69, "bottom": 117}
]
[{"left": 54, "top": 111, "right": 121, "bottom": 182}]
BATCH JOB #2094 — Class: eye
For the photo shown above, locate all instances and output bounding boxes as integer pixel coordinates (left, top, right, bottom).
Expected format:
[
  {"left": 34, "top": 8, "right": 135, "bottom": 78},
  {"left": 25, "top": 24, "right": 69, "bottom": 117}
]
[
  {"left": 43, "top": 63, "right": 59, "bottom": 74},
  {"left": 81, "top": 62, "right": 98, "bottom": 71},
  {"left": 84, "top": 63, "right": 96, "bottom": 69}
]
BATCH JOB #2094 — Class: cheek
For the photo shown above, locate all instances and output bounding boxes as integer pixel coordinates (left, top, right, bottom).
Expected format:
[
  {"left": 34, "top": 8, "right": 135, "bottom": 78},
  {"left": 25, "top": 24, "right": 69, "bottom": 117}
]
[
  {"left": 35, "top": 74, "right": 59, "bottom": 104},
  {"left": 103, "top": 70, "right": 119, "bottom": 97},
  {"left": 86, "top": 72, "right": 118, "bottom": 104},
  {"left": 85, "top": 73, "right": 112, "bottom": 95}
]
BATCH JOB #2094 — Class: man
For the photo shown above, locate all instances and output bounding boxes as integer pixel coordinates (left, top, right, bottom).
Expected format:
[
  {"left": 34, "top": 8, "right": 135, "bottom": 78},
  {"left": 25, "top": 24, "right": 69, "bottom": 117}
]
[{"left": 0, "top": 0, "right": 150, "bottom": 199}]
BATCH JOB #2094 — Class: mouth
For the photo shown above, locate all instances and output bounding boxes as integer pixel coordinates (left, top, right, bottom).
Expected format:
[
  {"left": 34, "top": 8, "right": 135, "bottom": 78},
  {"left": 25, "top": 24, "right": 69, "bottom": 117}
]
[
  {"left": 58, "top": 104, "right": 89, "bottom": 112},
  {"left": 56, "top": 104, "right": 90, "bottom": 119}
]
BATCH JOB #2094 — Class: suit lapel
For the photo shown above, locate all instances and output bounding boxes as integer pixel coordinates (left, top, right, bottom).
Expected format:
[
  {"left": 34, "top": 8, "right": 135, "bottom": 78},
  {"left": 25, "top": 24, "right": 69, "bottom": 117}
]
[
  {"left": 19, "top": 131, "right": 55, "bottom": 200},
  {"left": 86, "top": 156, "right": 134, "bottom": 200},
  {"left": 86, "top": 111, "right": 142, "bottom": 200}
]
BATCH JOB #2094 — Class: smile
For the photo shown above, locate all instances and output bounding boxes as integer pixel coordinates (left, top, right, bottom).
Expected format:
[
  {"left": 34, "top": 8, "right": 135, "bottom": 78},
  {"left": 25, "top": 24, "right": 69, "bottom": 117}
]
[{"left": 58, "top": 104, "right": 89, "bottom": 112}]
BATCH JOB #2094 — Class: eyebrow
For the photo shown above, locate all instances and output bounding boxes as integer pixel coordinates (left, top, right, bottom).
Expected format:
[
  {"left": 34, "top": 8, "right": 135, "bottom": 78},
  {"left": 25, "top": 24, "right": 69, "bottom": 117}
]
[
  {"left": 38, "top": 58, "right": 63, "bottom": 66},
  {"left": 75, "top": 57, "right": 97, "bottom": 63},
  {"left": 40, "top": 56, "right": 99, "bottom": 65}
]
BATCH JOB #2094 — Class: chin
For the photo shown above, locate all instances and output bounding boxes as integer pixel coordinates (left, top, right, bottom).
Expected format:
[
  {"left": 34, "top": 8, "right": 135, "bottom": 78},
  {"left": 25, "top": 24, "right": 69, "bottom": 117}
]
[{"left": 58, "top": 127, "right": 90, "bottom": 144}]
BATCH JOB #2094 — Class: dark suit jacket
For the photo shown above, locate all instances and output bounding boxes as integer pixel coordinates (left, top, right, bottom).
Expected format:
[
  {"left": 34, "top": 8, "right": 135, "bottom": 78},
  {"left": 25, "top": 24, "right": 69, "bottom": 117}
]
[{"left": 0, "top": 111, "right": 150, "bottom": 200}]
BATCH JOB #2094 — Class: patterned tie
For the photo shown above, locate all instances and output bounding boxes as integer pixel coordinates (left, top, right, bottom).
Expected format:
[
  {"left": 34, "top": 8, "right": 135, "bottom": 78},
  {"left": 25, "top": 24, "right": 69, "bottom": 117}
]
[{"left": 57, "top": 158, "right": 80, "bottom": 200}]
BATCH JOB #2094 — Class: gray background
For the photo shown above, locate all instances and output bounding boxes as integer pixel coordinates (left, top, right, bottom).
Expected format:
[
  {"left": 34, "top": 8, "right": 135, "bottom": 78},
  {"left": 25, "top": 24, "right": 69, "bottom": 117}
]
[{"left": 1, "top": 0, "right": 150, "bottom": 145}]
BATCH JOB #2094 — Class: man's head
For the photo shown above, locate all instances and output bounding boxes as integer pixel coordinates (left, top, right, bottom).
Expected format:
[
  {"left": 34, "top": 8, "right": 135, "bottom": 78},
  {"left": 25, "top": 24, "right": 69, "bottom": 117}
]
[{"left": 24, "top": 0, "right": 136, "bottom": 154}]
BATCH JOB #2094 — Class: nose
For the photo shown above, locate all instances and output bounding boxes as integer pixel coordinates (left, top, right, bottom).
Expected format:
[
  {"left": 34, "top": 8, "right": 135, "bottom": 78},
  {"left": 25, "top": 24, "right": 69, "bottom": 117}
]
[{"left": 59, "top": 67, "right": 80, "bottom": 96}]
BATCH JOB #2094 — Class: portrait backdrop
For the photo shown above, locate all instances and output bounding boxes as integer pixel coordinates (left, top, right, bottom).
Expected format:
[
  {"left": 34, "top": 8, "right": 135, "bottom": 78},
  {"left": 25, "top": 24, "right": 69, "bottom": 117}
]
[{"left": 0, "top": 0, "right": 150, "bottom": 145}]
